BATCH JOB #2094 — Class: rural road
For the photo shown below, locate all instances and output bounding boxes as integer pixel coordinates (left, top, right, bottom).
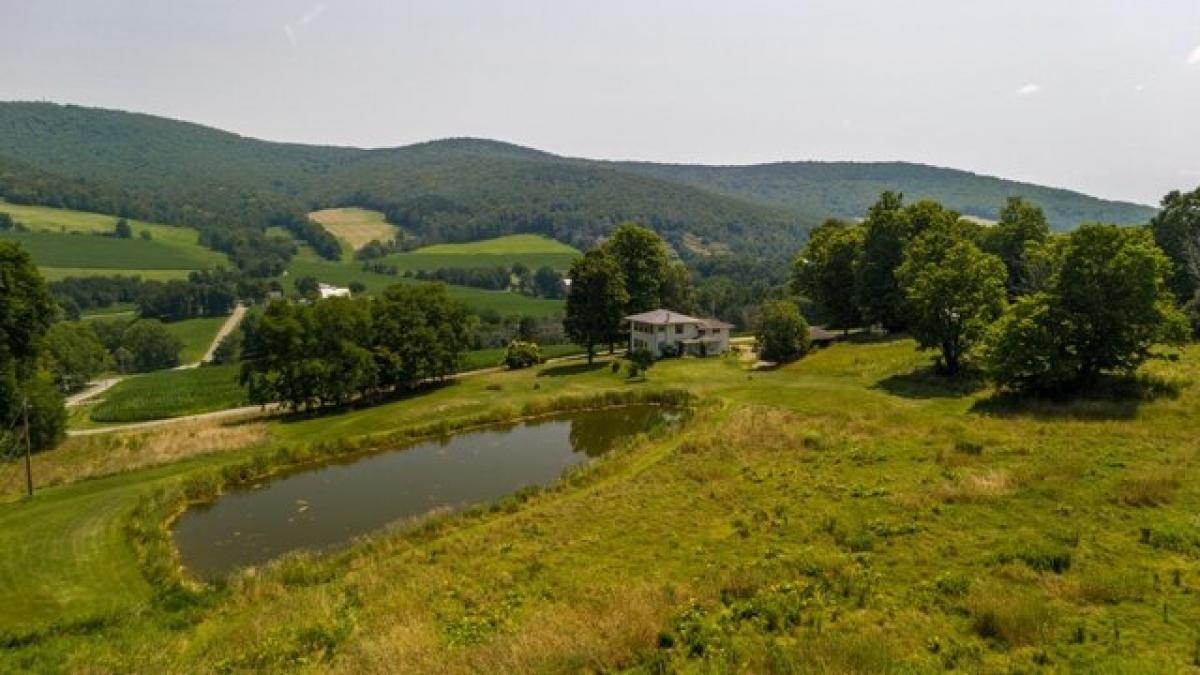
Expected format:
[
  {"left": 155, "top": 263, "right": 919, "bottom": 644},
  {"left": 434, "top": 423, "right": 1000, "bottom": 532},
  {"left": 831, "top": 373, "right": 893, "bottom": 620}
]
[
  {"left": 176, "top": 304, "right": 248, "bottom": 370},
  {"left": 67, "top": 350, "right": 619, "bottom": 437},
  {"left": 68, "top": 306, "right": 249, "bottom": 409},
  {"left": 65, "top": 377, "right": 124, "bottom": 408}
]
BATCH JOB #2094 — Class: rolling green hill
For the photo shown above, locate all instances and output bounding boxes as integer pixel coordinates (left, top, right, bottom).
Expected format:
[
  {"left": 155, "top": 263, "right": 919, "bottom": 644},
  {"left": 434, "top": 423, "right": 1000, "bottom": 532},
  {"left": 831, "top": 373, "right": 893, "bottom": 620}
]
[
  {"left": 0, "top": 101, "right": 1157, "bottom": 266},
  {"left": 614, "top": 161, "right": 1156, "bottom": 231}
]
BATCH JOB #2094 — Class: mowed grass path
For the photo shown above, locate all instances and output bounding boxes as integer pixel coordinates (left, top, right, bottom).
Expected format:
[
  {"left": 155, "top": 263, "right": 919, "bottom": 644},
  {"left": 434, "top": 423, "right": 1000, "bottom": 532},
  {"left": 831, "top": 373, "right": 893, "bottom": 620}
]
[
  {"left": 5, "top": 340, "right": 1200, "bottom": 671},
  {"left": 308, "top": 207, "right": 396, "bottom": 253},
  {"left": 0, "top": 199, "right": 227, "bottom": 276}
]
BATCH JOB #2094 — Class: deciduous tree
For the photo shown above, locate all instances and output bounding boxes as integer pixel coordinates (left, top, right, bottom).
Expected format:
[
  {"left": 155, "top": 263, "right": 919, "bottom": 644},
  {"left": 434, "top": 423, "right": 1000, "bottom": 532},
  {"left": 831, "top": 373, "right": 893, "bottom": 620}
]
[
  {"left": 897, "top": 223, "right": 1007, "bottom": 375},
  {"left": 755, "top": 300, "right": 811, "bottom": 364},
  {"left": 564, "top": 250, "right": 628, "bottom": 364}
]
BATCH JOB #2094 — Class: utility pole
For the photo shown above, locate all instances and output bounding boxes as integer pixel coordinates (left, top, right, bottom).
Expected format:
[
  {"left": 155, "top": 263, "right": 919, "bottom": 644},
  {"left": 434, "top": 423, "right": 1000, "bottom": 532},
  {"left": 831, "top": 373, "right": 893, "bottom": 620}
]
[{"left": 22, "top": 398, "right": 32, "bottom": 497}]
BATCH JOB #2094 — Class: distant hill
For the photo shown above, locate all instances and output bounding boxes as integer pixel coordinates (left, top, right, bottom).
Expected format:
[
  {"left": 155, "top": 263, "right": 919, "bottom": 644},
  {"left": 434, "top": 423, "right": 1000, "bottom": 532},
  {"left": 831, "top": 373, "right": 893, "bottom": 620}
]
[
  {"left": 614, "top": 161, "right": 1156, "bottom": 231},
  {"left": 0, "top": 101, "right": 1156, "bottom": 269}
]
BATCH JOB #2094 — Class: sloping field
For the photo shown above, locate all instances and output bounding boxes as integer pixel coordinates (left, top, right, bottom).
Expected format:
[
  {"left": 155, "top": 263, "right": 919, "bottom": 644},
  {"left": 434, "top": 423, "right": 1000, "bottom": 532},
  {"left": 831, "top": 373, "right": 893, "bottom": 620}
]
[
  {"left": 0, "top": 200, "right": 227, "bottom": 275},
  {"left": 385, "top": 234, "right": 581, "bottom": 272},
  {"left": 287, "top": 247, "right": 564, "bottom": 317},
  {"left": 0, "top": 231, "right": 220, "bottom": 271},
  {"left": 4, "top": 341, "right": 1200, "bottom": 671},
  {"left": 308, "top": 207, "right": 397, "bottom": 253}
]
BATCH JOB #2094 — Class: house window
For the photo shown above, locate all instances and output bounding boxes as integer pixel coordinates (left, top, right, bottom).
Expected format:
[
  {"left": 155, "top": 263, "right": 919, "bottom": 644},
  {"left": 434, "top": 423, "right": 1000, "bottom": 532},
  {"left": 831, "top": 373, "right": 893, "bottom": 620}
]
[
  {"left": 657, "top": 325, "right": 665, "bottom": 333},
  {"left": 674, "top": 324, "right": 683, "bottom": 334}
]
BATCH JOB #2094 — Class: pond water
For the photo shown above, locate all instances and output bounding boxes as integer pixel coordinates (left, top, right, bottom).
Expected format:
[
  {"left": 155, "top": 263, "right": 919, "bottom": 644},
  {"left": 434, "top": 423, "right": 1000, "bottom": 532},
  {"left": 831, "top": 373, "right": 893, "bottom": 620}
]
[{"left": 174, "top": 405, "right": 677, "bottom": 579}]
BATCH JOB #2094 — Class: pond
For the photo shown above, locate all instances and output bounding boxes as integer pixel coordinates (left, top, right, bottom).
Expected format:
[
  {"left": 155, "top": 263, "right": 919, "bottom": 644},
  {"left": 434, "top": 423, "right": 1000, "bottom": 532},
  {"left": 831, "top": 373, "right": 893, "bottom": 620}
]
[{"left": 174, "top": 405, "right": 679, "bottom": 579}]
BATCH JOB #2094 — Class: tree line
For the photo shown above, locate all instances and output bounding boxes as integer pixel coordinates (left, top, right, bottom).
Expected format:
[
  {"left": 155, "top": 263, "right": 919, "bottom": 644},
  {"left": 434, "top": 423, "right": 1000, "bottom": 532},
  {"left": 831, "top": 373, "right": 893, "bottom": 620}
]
[
  {"left": 239, "top": 284, "right": 476, "bottom": 411},
  {"left": 792, "top": 189, "right": 1198, "bottom": 392}
]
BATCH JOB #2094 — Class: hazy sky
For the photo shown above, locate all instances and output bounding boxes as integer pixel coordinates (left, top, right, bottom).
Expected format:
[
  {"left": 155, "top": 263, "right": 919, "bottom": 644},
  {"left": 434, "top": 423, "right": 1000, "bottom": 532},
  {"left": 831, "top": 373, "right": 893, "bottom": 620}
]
[{"left": 3, "top": 1, "right": 1199, "bottom": 205}]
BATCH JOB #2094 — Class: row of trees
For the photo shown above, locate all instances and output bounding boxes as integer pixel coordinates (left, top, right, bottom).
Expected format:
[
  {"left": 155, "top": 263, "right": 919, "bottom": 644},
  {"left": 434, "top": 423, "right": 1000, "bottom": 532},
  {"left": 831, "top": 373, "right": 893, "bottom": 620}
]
[
  {"left": 239, "top": 284, "right": 476, "bottom": 411},
  {"left": 794, "top": 192, "right": 1190, "bottom": 391},
  {"left": 563, "top": 223, "right": 695, "bottom": 362},
  {"left": 52, "top": 270, "right": 272, "bottom": 321}
]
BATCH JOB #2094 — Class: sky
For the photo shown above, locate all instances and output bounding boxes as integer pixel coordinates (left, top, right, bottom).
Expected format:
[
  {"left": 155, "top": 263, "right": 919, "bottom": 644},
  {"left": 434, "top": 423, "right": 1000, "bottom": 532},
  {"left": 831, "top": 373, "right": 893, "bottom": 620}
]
[{"left": 2, "top": 0, "right": 1199, "bottom": 205}]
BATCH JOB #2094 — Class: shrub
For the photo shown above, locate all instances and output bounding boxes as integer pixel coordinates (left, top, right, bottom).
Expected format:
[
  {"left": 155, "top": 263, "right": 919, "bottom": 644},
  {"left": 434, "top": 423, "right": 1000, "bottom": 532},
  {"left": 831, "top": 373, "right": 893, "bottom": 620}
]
[
  {"left": 503, "top": 340, "right": 541, "bottom": 370},
  {"left": 755, "top": 299, "right": 810, "bottom": 364}
]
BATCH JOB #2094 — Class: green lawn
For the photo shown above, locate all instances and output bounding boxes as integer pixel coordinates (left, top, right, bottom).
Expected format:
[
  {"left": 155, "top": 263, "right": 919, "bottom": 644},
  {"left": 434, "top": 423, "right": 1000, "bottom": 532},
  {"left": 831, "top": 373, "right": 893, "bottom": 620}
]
[
  {"left": 0, "top": 200, "right": 228, "bottom": 277},
  {"left": 384, "top": 234, "right": 581, "bottom": 272},
  {"left": 162, "top": 315, "right": 229, "bottom": 365},
  {"left": 6, "top": 340, "right": 1200, "bottom": 671},
  {"left": 286, "top": 247, "right": 564, "bottom": 318},
  {"left": 88, "top": 364, "right": 248, "bottom": 423}
]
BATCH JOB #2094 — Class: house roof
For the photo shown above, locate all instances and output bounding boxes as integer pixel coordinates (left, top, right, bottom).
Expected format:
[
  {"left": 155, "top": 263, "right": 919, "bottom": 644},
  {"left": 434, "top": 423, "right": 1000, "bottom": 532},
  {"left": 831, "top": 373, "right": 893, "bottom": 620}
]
[{"left": 625, "top": 309, "right": 733, "bottom": 328}]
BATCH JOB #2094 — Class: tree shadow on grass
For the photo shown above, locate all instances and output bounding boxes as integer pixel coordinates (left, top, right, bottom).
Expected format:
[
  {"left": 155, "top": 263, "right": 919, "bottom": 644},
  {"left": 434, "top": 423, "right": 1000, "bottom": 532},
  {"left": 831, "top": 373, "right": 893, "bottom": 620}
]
[
  {"left": 970, "top": 373, "right": 1185, "bottom": 421},
  {"left": 537, "top": 362, "right": 607, "bottom": 378},
  {"left": 273, "top": 380, "right": 458, "bottom": 426},
  {"left": 874, "top": 366, "right": 988, "bottom": 400}
]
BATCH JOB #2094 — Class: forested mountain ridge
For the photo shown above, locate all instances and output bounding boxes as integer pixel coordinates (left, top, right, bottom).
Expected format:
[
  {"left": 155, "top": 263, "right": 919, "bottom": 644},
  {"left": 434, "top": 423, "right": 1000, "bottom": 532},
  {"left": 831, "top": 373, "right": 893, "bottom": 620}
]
[
  {"left": 0, "top": 101, "right": 1154, "bottom": 269},
  {"left": 615, "top": 160, "right": 1156, "bottom": 231}
]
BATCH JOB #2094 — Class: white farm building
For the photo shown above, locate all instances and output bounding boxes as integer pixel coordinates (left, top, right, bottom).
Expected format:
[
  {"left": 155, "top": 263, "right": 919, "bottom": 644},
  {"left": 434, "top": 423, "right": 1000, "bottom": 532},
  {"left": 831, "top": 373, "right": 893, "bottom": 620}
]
[{"left": 625, "top": 309, "right": 732, "bottom": 358}]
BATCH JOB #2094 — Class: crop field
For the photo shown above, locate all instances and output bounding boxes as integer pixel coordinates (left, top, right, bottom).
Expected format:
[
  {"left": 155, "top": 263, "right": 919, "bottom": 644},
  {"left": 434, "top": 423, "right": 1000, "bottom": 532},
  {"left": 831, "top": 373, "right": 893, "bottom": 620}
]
[
  {"left": 162, "top": 315, "right": 230, "bottom": 365},
  {"left": 308, "top": 207, "right": 397, "bottom": 253},
  {"left": 385, "top": 234, "right": 581, "bottom": 272},
  {"left": 0, "top": 200, "right": 226, "bottom": 275},
  {"left": 6, "top": 339, "right": 1200, "bottom": 672},
  {"left": 39, "top": 267, "right": 194, "bottom": 281},
  {"left": 87, "top": 364, "right": 248, "bottom": 423},
  {"left": 286, "top": 247, "right": 564, "bottom": 318}
]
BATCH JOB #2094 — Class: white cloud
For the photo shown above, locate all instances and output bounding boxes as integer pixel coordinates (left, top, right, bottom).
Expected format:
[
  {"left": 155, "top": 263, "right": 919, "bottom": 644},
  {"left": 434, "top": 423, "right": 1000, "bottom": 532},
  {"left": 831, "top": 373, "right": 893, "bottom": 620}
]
[
  {"left": 1015, "top": 83, "right": 1041, "bottom": 97},
  {"left": 1188, "top": 44, "right": 1200, "bottom": 65},
  {"left": 284, "top": 4, "right": 326, "bottom": 46},
  {"left": 299, "top": 3, "right": 326, "bottom": 26}
]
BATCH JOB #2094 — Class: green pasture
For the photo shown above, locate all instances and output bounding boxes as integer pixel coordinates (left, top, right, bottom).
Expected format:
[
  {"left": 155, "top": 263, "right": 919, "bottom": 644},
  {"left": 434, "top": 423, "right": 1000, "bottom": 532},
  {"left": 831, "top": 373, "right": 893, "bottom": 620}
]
[{"left": 5, "top": 339, "right": 1200, "bottom": 671}]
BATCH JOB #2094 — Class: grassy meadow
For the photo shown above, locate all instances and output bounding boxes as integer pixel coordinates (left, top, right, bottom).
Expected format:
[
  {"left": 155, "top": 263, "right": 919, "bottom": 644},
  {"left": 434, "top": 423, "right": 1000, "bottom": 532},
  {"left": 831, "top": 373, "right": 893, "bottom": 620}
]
[
  {"left": 384, "top": 234, "right": 581, "bottom": 273},
  {"left": 4, "top": 339, "right": 1200, "bottom": 672},
  {"left": 308, "top": 208, "right": 397, "bottom": 253},
  {"left": 286, "top": 246, "right": 565, "bottom": 318},
  {"left": 0, "top": 199, "right": 228, "bottom": 278}
]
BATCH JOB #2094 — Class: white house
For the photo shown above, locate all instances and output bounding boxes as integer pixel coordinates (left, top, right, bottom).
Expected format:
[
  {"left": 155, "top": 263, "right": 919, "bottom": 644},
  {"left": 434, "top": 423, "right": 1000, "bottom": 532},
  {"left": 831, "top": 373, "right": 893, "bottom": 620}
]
[
  {"left": 318, "top": 283, "right": 352, "bottom": 299},
  {"left": 626, "top": 309, "right": 733, "bottom": 357}
]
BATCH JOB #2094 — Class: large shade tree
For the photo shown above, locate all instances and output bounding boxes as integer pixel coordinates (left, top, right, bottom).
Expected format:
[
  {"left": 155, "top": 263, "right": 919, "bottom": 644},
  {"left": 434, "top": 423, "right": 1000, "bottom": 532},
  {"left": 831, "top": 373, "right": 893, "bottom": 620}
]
[
  {"left": 0, "top": 242, "right": 65, "bottom": 451},
  {"left": 981, "top": 197, "right": 1051, "bottom": 296},
  {"left": 564, "top": 250, "right": 628, "bottom": 364},
  {"left": 897, "top": 222, "right": 1007, "bottom": 375},
  {"left": 1149, "top": 185, "right": 1200, "bottom": 304},
  {"left": 985, "top": 224, "right": 1188, "bottom": 392},
  {"left": 793, "top": 219, "right": 864, "bottom": 330}
]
